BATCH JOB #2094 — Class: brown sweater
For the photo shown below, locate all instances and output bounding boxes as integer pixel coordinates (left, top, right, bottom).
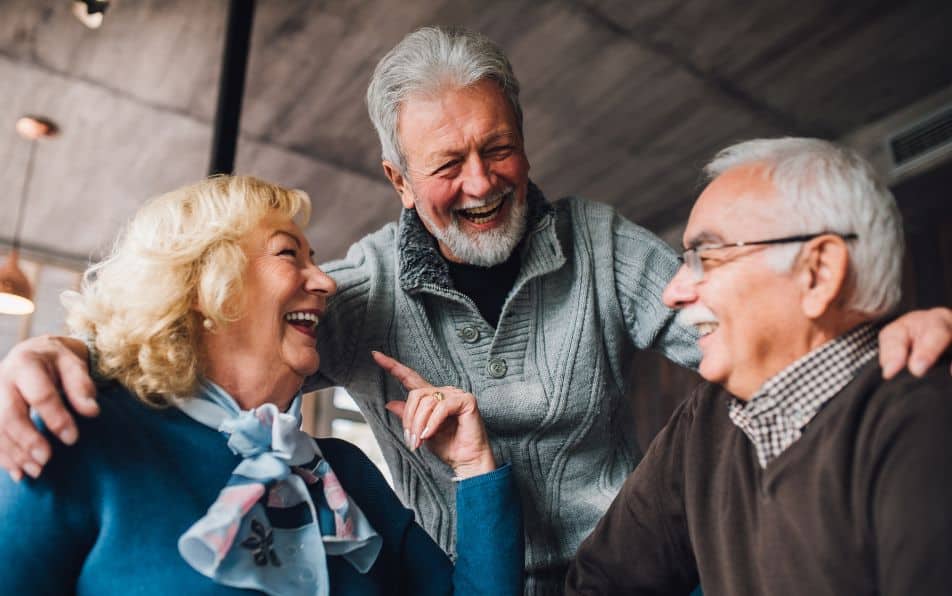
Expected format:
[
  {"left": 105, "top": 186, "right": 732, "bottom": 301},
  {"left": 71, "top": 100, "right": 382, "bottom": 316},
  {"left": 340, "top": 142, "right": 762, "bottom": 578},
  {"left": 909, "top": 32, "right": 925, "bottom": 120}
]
[{"left": 566, "top": 360, "right": 952, "bottom": 595}]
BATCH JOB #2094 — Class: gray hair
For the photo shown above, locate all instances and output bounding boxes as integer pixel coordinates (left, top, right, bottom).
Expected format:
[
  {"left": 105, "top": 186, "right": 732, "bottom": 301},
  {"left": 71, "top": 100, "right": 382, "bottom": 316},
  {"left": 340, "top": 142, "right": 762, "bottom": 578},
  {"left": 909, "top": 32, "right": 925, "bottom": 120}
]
[
  {"left": 366, "top": 26, "right": 523, "bottom": 172},
  {"left": 705, "top": 137, "right": 904, "bottom": 318}
]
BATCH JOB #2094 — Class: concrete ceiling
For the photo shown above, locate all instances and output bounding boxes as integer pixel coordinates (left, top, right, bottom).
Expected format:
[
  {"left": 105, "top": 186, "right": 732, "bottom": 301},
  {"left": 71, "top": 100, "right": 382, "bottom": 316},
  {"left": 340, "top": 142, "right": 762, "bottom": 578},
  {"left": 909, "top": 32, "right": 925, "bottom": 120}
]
[{"left": 2, "top": 0, "right": 951, "bottom": 267}]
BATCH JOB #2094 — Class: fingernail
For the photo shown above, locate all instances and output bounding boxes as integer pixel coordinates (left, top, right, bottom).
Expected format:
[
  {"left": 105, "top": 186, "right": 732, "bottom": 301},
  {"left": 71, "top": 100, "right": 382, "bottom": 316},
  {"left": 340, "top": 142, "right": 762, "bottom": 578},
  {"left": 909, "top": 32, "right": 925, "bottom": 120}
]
[
  {"left": 24, "top": 462, "right": 41, "bottom": 479},
  {"left": 421, "top": 425, "right": 430, "bottom": 440},
  {"left": 60, "top": 427, "right": 78, "bottom": 445},
  {"left": 9, "top": 469, "right": 22, "bottom": 483},
  {"left": 84, "top": 396, "right": 100, "bottom": 410},
  {"left": 411, "top": 433, "right": 417, "bottom": 450},
  {"left": 31, "top": 448, "right": 49, "bottom": 465},
  {"left": 911, "top": 359, "right": 927, "bottom": 376},
  {"left": 403, "top": 429, "right": 410, "bottom": 446}
]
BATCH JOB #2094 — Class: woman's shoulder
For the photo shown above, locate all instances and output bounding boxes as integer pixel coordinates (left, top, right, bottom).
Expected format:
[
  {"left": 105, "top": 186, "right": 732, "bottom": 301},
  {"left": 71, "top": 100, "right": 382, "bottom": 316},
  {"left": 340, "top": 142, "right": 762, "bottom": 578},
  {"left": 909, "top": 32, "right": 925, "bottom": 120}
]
[
  {"left": 69, "top": 383, "right": 185, "bottom": 437},
  {"left": 314, "top": 437, "right": 414, "bottom": 531}
]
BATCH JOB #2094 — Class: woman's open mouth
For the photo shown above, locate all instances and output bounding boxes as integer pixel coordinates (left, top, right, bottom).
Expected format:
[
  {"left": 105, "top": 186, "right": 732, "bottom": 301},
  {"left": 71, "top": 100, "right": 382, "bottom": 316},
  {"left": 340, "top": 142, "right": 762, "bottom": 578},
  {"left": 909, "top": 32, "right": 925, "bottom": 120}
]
[{"left": 284, "top": 311, "right": 320, "bottom": 337}]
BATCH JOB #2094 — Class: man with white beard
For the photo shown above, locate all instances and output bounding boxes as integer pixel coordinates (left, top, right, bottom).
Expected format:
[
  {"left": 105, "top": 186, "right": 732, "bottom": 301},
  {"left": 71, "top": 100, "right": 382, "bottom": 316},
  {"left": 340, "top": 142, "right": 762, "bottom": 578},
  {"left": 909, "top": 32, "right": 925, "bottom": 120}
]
[
  {"left": 566, "top": 138, "right": 952, "bottom": 595},
  {"left": 1, "top": 29, "right": 950, "bottom": 595}
]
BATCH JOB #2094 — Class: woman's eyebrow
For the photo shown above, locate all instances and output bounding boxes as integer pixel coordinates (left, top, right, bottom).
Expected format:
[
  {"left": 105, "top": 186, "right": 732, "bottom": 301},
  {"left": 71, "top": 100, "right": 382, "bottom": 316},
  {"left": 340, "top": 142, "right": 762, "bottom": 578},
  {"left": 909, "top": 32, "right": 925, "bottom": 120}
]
[{"left": 270, "top": 230, "right": 302, "bottom": 247}]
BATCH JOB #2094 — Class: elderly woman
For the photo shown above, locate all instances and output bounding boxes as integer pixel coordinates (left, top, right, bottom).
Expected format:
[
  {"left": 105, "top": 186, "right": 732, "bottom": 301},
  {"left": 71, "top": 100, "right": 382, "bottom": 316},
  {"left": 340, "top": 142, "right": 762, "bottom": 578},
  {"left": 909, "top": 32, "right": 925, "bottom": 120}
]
[{"left": 0, "top": 176, "right": 522, "bottom": 595}]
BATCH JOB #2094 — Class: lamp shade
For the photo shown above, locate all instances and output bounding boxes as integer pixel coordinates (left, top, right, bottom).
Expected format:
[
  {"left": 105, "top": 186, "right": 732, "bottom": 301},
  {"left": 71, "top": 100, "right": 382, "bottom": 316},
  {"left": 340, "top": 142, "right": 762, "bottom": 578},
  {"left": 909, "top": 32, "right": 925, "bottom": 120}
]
[{"left": 0, "top": 251, "right": 34, "bottom": 315}]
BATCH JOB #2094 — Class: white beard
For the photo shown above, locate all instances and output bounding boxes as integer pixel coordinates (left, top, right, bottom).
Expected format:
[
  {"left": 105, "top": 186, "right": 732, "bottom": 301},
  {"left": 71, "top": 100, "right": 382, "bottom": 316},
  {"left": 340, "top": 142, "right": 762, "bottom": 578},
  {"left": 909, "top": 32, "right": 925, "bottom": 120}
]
[{"left": 418, "top": 187, "right": 528, "bottom": 267}]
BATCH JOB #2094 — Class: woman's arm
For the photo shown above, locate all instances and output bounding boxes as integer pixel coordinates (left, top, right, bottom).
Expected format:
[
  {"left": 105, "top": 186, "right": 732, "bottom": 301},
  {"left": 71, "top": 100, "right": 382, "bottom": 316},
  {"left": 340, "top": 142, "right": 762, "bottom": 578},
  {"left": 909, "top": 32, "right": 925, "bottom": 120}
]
[
  {"left": 396, "top": 464, "right": 523, "bottom": 596},
  {"left": 452, "top": 464, "right": 524, "bottom": 595},
  {"left": 0, "top": 432, "right": 89, "bottom": 593},
  {"left": 372, "top": 352, "right": 525, "bottom": 594}
]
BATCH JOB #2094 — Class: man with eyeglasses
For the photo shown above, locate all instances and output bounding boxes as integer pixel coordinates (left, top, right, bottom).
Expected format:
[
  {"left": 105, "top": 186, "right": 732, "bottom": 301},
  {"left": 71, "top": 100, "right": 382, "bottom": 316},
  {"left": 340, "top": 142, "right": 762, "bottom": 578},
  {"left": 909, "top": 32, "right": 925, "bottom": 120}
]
[{"left": 566, "top": 138, "right": 952, "bottom": 595}]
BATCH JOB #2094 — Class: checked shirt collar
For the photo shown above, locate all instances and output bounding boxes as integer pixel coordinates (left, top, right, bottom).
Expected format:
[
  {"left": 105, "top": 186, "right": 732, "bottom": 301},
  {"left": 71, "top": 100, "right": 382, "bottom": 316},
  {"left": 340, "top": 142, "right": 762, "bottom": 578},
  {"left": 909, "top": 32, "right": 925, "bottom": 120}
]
[{"left": 728, "top": 323, "right": 879, "bottom": 468}]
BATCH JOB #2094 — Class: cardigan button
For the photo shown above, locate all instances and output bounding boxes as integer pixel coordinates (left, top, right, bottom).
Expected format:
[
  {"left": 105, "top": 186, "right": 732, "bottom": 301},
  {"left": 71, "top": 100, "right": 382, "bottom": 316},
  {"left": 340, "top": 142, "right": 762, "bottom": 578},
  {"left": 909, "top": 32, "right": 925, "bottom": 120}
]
[
  {"left": 459, "top": 325, "right": 480, "bottom": 343},
  {"left": 488, "top": 358, "right": 508, "bottom": 378}
]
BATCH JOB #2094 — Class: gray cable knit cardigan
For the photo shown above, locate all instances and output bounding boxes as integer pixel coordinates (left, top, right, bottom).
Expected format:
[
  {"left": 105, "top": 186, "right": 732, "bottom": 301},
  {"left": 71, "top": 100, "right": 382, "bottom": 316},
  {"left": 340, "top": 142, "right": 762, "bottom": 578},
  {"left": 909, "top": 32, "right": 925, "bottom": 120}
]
[{"left": 312, "top": 184, "right": 700, "bottom": 595}]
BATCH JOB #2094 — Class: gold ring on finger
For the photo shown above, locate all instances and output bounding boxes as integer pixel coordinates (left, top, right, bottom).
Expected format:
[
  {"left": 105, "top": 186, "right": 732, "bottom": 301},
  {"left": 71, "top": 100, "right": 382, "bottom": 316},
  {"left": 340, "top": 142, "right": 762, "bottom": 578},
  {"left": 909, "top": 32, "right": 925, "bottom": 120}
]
[{"left": 432, "top": 391, "right": 445, "bottom": 402}]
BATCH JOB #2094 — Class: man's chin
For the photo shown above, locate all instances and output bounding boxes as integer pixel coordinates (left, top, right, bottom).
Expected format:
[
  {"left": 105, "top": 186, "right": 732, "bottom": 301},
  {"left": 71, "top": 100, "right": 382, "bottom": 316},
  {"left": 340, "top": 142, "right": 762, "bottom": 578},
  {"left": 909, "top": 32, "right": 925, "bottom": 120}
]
[{"left": 697, "top": 357, "right": 727, "bottom": 386}]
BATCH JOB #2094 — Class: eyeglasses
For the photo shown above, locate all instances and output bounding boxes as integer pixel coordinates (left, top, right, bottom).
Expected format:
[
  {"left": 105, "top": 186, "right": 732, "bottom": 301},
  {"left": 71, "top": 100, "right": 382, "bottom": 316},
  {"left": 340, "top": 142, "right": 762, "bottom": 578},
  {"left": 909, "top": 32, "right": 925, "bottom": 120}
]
[{"left": 679, "top": 232, "right": 858, "bottom": 282}]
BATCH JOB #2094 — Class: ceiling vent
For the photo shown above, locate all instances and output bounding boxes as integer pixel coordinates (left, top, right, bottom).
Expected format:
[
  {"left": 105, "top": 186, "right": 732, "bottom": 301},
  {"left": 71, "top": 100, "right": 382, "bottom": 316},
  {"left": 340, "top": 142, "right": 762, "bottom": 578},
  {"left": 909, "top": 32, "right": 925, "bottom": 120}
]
[
  {"left": 887, "top": 105, "right": 952, "bottom": 174},
  {"left": 842, "top": 85, "right": 952, "bottom": 184}
]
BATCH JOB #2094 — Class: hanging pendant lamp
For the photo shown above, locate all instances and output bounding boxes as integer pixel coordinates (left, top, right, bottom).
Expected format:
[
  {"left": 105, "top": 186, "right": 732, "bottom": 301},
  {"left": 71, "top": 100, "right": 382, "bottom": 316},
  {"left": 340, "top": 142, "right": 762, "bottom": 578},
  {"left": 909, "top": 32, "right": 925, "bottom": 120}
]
[{"left": 0, "top": 116, "right": 57, "bottom": 315}]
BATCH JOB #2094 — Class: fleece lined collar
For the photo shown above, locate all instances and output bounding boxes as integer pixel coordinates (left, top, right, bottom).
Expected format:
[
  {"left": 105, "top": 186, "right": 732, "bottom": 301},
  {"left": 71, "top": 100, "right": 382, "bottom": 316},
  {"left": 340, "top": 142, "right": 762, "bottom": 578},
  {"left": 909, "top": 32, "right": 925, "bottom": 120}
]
[{"left": 397, "top": 180, "right": 557, "bottom": 293}]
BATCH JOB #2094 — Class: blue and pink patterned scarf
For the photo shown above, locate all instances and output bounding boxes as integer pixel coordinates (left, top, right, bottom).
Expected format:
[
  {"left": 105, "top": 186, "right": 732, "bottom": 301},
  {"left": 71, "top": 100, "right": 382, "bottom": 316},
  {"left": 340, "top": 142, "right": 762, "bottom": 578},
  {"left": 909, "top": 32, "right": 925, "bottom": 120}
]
[{"left": 173, "top": 379, "right": 382, "bottom": 596}]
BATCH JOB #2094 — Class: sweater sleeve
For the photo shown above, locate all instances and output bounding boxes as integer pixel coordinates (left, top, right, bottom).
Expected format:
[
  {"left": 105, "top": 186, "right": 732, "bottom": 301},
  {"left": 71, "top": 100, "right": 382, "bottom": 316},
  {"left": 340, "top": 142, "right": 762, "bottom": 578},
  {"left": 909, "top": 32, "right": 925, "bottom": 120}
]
[
  {"left": 611, "top": 211, "right": 700, "bottom": 370},
  {"left": 0, "top": 435, "right": 92, "bottom": 593},
  {"left": 318, "top": 438, "right": 522, "bottom": 594},
  {"left": 396, "top": 464, "right": 523, "bottom": 596},
  {"left": 452, "top": 463, "right": 524, "bottom": 595},
  {"left": 565, "top": 390, "right": 700, "bottom": 595},
  {"left": 868, "top": 370, "right": 952, "bottom": 595},
  {"left": 305, "top": 238, "right": 379, "bottom": 391}
]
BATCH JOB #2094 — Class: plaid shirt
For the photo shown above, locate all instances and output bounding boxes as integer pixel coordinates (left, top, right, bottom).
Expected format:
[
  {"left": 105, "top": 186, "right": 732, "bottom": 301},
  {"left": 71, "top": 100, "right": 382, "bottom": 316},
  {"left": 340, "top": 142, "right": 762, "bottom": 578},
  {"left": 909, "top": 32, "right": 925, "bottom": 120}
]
[{"left": 728, "top": 324, "right": 879, "bottom": 468}]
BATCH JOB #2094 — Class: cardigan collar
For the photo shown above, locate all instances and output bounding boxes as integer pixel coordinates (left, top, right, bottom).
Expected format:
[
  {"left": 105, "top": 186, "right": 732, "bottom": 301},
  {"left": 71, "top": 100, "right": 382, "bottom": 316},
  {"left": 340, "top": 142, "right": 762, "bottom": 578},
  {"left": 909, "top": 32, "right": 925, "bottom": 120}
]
[{"left": 397, "top": 180, "right": 561, "bottom": 294}]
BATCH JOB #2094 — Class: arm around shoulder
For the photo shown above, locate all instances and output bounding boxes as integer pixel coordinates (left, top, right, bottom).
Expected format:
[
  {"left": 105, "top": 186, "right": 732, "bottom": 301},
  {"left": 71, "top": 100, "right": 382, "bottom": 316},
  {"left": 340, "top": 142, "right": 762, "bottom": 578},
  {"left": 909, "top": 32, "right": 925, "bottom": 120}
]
[
  {"left": 311, "top": 234, "right": 390, "bottom": 390},
  {"left": 608, "top": 210, "right": 700, "bottom": 369}
]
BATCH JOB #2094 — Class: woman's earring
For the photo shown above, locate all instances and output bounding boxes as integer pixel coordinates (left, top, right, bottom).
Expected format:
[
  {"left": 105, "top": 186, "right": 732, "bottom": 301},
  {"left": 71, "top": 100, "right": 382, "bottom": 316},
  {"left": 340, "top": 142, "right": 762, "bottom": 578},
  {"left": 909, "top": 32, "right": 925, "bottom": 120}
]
[{"left": 203, "top": 318, "right": 214, "bottom": 331}]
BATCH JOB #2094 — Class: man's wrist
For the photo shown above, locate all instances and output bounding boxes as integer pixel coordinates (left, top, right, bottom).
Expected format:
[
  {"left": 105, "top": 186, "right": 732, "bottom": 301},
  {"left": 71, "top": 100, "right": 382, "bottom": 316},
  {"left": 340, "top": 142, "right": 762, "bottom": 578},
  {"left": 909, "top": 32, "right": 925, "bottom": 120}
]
[{"left": 66, "top": 334, "right": 103, "bottom": 384}]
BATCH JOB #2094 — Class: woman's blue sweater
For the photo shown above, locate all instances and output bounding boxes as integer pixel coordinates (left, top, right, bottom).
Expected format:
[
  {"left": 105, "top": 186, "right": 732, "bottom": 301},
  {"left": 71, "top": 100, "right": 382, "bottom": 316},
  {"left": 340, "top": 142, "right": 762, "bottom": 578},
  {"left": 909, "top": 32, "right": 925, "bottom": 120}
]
[{"left": 0, "top": 383, "right": 522, "bottom": 595}]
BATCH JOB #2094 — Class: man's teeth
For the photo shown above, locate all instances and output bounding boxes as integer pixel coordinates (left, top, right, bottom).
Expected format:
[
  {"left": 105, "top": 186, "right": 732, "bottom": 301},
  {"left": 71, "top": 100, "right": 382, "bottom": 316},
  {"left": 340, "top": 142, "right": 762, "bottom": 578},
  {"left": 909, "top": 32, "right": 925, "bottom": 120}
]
[
  {"left": 457, "top": 194, "right": 506, "bottom": 222},
  {"left": 285, "top": 312, "right": 320, "bottom": 328},
  {"left": 696, "top": 322, "right": 718, "bottom": 336}
]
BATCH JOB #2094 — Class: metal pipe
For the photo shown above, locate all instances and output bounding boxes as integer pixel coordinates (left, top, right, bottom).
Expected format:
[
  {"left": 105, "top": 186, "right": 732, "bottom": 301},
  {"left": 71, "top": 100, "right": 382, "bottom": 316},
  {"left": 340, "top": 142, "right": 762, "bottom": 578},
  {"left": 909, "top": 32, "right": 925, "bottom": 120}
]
[{"left": 208, "top": 0, "right": 255, "bottom": 175}]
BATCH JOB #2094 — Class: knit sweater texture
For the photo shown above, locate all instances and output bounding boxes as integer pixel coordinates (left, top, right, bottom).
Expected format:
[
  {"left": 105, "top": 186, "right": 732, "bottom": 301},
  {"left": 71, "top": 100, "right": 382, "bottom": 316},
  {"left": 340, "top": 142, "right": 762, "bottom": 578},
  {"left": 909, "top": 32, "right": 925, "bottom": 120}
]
[
  {"left": 313, "top": 183, "right": 699, "bottom": 593},
  {"left": 565, "top": 360, "right": 952, "bottom": 595},
  {"left": 0, "top": 383, "right": 523, "bottom": 595}
]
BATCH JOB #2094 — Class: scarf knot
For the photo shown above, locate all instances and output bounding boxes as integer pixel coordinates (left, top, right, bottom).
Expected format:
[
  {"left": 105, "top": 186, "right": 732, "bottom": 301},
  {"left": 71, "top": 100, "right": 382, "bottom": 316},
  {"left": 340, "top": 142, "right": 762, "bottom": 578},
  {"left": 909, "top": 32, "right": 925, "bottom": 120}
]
[{"left": 173, "top": 380, "right": 382, "bottom": 596}]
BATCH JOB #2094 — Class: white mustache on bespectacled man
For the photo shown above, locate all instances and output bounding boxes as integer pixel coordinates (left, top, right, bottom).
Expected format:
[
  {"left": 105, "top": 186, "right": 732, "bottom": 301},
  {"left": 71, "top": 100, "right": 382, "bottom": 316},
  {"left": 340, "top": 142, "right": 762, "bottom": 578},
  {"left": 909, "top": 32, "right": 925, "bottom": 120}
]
[{"left": 676, "top": 304, "right": 719, "bottom": 337}]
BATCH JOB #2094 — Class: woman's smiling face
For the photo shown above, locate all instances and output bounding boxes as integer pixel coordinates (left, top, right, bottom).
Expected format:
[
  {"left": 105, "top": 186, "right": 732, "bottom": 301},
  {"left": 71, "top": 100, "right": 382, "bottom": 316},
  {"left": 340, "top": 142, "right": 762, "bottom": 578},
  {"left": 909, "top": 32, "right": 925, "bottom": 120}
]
[{"left": 204, "top": 213, "right": 337, "bottom": 393}]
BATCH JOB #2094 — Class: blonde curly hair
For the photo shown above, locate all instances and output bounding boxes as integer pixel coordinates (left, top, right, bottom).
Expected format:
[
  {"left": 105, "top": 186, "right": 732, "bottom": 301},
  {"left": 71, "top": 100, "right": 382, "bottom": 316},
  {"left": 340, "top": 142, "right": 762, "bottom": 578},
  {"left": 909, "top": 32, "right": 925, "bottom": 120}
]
[{"left": 64, "top": 175, "right": 311, "bottom": 407}]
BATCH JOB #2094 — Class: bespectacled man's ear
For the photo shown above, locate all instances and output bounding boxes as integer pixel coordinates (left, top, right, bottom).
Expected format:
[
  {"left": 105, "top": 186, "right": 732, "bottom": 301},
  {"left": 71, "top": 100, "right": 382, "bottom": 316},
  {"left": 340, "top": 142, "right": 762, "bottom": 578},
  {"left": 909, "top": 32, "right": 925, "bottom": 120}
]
[{"left": 798, "top": 235, "right": 851, "bottom": 320}]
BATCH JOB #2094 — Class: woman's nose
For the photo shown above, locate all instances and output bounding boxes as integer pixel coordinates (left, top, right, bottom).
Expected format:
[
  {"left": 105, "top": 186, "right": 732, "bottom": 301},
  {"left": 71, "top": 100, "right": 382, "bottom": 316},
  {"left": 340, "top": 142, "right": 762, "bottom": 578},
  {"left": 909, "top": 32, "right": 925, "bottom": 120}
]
[{"left": 305, "top": 264, "right": 337, "bottom": 297}]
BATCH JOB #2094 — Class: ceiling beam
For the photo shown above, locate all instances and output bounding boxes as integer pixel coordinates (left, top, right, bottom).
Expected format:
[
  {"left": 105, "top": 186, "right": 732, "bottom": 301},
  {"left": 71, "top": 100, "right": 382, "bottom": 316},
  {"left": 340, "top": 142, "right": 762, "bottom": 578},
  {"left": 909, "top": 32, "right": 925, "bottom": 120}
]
[
  {"left": 0, "top": 236, "right": 91, "bottom": 271},
  {"left": 565, "top": 0, "right": 826, "bottom": 138},
  {"left": 209, "top": 0, "right": 255, "bottom": 175},
  {"left": 0, "top": 50, "right": 384, "bottom": 186}
]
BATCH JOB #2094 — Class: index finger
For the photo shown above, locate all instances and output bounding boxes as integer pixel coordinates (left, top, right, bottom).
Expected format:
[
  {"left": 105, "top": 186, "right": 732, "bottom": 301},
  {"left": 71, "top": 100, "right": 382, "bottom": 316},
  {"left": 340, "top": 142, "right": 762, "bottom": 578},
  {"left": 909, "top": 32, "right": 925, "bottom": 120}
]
[{"left": 371, "top": 351, "right": 431, "bottom": 391}]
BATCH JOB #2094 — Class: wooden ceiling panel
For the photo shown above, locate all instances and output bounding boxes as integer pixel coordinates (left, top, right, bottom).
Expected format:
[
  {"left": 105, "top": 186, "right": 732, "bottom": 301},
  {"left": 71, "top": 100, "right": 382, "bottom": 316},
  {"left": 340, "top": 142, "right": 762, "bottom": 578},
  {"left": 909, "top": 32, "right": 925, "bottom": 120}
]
[
  {"left": 235, "top": 135, "right": 398, "bottom": 261},
  {"left": 1, "top": 0, "right": 225, "bottom": 122},
  {"left": 0, "top": 0, "right": 948, "bottom": 267},
  {"left": 587, "top": 0, "right": 952, "bottom": 134},
  {"left": 0, "top": 55, "right": 209, "bottom": 261}
]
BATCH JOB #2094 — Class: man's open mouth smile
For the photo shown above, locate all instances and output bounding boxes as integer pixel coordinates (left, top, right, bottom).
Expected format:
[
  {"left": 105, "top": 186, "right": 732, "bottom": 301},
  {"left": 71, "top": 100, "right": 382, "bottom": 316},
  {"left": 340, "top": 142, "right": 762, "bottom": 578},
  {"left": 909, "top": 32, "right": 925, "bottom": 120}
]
[{"left": 455, "top": 191, "right": 510, "bottom": 225}]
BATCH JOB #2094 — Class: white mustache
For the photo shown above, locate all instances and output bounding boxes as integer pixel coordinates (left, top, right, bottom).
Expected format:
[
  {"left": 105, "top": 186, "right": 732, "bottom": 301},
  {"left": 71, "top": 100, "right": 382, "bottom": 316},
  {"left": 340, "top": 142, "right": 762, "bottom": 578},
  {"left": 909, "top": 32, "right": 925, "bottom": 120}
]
[{"left": 675, "top": 305, "right": 719, "bottom": 328}]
